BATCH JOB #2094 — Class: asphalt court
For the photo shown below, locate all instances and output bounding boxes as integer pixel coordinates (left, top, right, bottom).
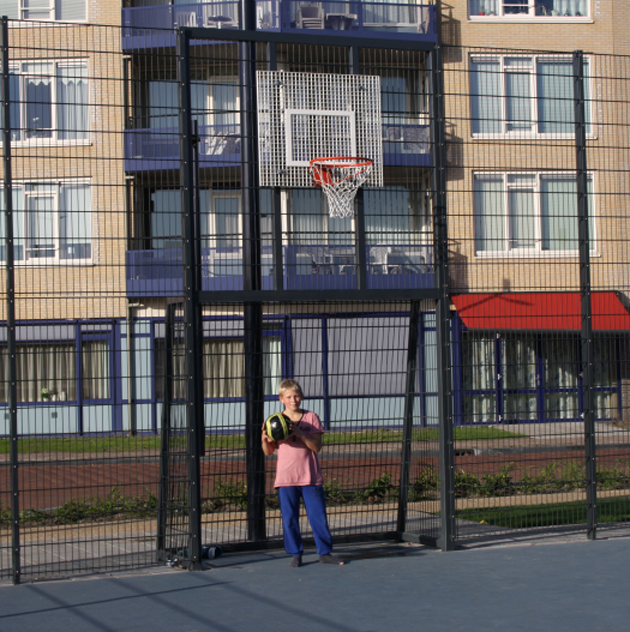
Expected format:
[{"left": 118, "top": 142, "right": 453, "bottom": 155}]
[{"left": 0, "top": 536, "right": 629, "bottom": 632}]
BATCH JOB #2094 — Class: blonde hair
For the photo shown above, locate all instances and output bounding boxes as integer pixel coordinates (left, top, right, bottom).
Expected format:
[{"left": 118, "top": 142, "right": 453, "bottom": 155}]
[{"left": 278, "top": 379, "right": 303, "bottom": 397}]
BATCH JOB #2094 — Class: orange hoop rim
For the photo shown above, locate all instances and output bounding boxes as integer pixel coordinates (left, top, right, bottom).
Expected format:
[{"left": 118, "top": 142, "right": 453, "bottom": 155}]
[
  {"left": 309, "top": 156, "right": 373, "bottom": 187},
  {"left": 309, "top": 156, "right": 373, "bottom": 170}
]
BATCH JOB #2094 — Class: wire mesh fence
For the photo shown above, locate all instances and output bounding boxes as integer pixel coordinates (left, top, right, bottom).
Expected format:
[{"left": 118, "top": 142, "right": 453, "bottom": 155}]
[
  {"left": 0, "top": 18, "right": 630, "bottom": 582},
  {"left": 444, "top": 46, "right": 630, "bottom": 543}
]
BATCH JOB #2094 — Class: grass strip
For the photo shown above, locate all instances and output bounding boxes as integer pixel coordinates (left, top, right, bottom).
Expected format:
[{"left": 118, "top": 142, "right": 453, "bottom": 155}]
[
  {"left": 456, "top": 497, "right": 630, "bottom": 529},
  {"left": 0, "top": 426, "right": 523, "bottom": 454}
]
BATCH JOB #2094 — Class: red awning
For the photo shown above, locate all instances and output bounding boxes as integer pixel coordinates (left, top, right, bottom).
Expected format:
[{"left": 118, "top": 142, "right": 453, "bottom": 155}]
[{"left": 451, "top": 292, "right": 630, "bottom": 331}]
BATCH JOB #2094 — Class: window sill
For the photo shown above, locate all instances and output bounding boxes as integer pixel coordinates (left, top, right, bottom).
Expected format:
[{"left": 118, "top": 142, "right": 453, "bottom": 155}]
[
  {"left": 10, "top": 19, "right": 88, "bottom": 27},
  {"left": 469, "top": 16, "right": 592, "bottom": 24},
  {"left": 13, "top": 261, "right": 95, "bottom": 266},
  {"left": 7, "top": 139, "right": 92, "bottom": 148},
  {"left": 475, "top": 250, "right": 599, "bottom": 259},
  {"left": 471, "top": 133, "right": 596, "bottom": 141}
]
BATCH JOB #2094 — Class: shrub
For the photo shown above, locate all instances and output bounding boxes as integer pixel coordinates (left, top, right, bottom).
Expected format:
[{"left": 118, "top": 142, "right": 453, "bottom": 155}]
[
  {"left": 409, "top": 466, "right": 439, "bottom": 501},
  {"left": 355, "top": 472, "right": 398, "bottom": 504},
  {"left": 454, "top": 469, "right": 481, "bottom": 497},
  {"left": 479, "top": 463, "right": 515, "bottom": 497}
]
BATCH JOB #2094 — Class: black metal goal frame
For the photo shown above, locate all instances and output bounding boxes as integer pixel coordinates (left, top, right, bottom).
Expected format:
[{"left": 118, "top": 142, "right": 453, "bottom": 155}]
[{"left": 155, "top": 23, "right": 455, "bottom": 569}]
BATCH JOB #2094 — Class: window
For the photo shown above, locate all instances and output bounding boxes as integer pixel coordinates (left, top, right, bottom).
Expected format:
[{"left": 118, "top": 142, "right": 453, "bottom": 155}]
[
  {"left": 155, "top": 332, "right": 282, "bottom": 400},
  {"left": 473, "top": 172, "right": 594, "bottom": 256},
  {"left": 470, "top": 55, "right": 590, "bottom": 137},
  {"left": 147, "top": 79, "right": 239, "bottom": 130},
  {"left": 469, "top": 0, "right": 588, "bottom": 18},
  {"left": 9, "top": 61, "right": 88, "bottom": 142},
  {"left": 363, "top": 1, "right": 427, "bottom": 29},
  {"left": 381, "top": 71, "right": 428, "bottom": 154},
  {"left": 203, "top": 338, "right": 245, "bottom": 398},
  {"left": 148, "top": 187, "right": 240, "bottom": 251},
  {"left": 149, "top": 189, "right": 182, "bottom": 250},
  {"left": 82, "top": 339, "right": 110, "bottom": 400},
  {"left": 289, "top": 189, "right": 352, "bottom": 246},
  {"left": 0, "top": 0, "right": 86, "bottom": 21},
  {"left": 0, "top": 323, "right": 116, "bottom": 406},
  {"left": 0, "top": 181, "right": 92, "bottom": 263},
  {"left": 0, "top": 342, "right": 77, "bottom": 403},
  {"left": 460, "top": 331, "right": 618, "bottom": 424},
  {"left": 204, "top": 191, "right": 241, "bottom": 250},
  {"left": 364, "top": 186, "right": 430, "bottom": 245}
]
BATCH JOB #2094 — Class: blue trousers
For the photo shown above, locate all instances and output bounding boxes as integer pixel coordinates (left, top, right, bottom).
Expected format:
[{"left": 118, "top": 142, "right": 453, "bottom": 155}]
[{"left": 277, "top": 485, "right": 333, "bottom": 557}]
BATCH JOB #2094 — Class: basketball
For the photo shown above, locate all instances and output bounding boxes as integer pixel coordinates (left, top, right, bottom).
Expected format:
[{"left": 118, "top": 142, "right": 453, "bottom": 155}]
[{"left": 265, "top": 412, "right": 293, "bottom": 442}]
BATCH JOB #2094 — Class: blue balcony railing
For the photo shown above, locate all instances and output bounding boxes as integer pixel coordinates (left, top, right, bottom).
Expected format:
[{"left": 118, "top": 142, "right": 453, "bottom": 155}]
[
  {"left": 126, "top": 244, "right": 434, "bottom": 296},
  {"left": 125, "top": 123, "right": 428, "bottom": 171},
  {"left": 124, "top": 125, "right": 241, "bottom": 172},
  {"left": 382, "top": 123, "right": 431, "bottom": 167},
  {"left": 256, "top": 0, "right": 437, "bottom": 40},
  {"left": 122, "top": 2, "right": 241, "bottom": 48},
  {"left": 122, "top": 1, "right": 437, "bottom": 50},
  {"left": 126, "top": 247, "right": 274, "bottom": 295}
]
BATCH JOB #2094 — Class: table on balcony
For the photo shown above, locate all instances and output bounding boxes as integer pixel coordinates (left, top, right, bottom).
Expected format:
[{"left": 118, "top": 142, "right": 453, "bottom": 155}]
[
  {"left": 206, "top": 14, "right": 234, "bottom": 27},
  {"left": 325, "top": 12, "right": 357, "bottom": 29}
]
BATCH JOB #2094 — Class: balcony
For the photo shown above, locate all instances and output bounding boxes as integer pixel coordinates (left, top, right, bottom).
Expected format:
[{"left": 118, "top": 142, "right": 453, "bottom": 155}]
[
  {"left": 124, "top": 123, "right": 429, "bottom": 172},
  {"left": 122, "top": 1, "right": 437, "bottom": 51},
  {"left": 382, "top": 123, "right": 431, "bottom": 167},
  {"left": 256, "top": 0, "right": 437, "bottom": 41},
  {"left": 126, "top": 247, "right": 274, "bottom": 296},
  {"left": 124, "top": 125, "right": 241, "bottom": 172},
  {"left": 126, "top": 244, "right": 434, "bottom": 296},
  {"left": 122, "top": 1, "right": 241, "bottom": 50},
  {"left": 284, "top": 244, "right": 434, "bottom": 290}
]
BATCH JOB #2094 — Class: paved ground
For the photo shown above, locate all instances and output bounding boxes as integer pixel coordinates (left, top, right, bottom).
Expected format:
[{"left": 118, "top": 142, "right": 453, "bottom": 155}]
[{"left": 0, "top": 534, "right": 629, "bottom": 632}]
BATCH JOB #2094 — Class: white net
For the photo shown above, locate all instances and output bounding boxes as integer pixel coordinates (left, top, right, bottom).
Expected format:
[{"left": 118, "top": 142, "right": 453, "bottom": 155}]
[{"left": 310, "top": 157, "right": 373, "bottom": 218}]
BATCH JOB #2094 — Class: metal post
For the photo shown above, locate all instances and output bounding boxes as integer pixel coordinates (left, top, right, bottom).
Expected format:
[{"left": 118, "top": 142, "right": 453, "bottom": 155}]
[
  {"left": 178, "top": 29, "right": 203, "bottom": 569},
  {"left": 350, "top": 45, "right": 367, "bottom": 289},
  {"left": 241, "top": 0, "right": 266, "bottom": 541},
  {"left": 272, "top": 187, "right": 284, "bottom": 291},
  {"left": 574, "top": 50, "right": 597, "bottom": 540},
  {"left": 157, "top": 301, "right": 176, "bottom": 560},
  {"left": 397, "top": 300, "right": 421, "bottom": 535},
  {"left": 268, "top": 44, "right": 284, "bottom": 292},
  {"left": 2, "top": 16, "right": 19, "bottom": 585},
  {"left": 431, "top": 45, "right": 455, "bottom": 551}
]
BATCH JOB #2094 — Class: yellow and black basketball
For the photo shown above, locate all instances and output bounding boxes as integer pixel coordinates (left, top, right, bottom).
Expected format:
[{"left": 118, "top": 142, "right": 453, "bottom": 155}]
[{"left": 265, "top": 412, "right": 293, "bottom": 442}]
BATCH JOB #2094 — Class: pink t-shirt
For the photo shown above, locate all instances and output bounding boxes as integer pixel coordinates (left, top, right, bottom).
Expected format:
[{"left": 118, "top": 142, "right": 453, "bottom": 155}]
[{"left": 271, "top": 411, "right": 324, "bottom": 488}]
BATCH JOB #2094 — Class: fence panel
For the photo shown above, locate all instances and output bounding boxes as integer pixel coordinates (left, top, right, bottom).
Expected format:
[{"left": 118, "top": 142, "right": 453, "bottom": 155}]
[
  {"left": 2, "top": 20, "right": 630, "bottom": 582},
  {"left": 443, "top": 46, "right": 630, "bottom": 543}
]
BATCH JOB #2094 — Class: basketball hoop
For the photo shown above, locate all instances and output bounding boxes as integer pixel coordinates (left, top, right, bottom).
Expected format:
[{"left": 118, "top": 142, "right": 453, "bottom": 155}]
[{"left": 309, "top": 157, "right": 373, "bottom": 218}]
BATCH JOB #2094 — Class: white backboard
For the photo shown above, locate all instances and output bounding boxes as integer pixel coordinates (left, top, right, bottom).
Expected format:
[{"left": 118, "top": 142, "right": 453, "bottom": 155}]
[{"left": 257, "top": 70, "right": 383, "bottom": 188}]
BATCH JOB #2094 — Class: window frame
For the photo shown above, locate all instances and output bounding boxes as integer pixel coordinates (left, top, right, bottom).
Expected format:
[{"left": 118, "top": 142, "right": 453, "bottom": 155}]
[
  {"left": 457, "top": 327, "right": 620, "bottom": 425},
  {"left": 80, "top": 334, "right": 113, "bottom": 402},
  {"left": 0, "top": 322, "right": 114, "bottom": 405},
  {"left": 1, "top": 179, "right": 93, "bottom": 265},
  {"left": 153, "top": 318, "right": 285, "bottom": 402},
  {"left": 468, "top": 0, "right": 590, "bottom": 20},
  {"left": 288, "top": 188, "right": 355, "bottom": 247},
  {"left": 9, "top": 59, "right": 90, "bottom": 145},
  {"left": 146, "top": 77, "right": 240, "bottom": 129},
  {"left": 1, "top": 0, "right": 88, "bottom": 23},
  {"left": 470, "top": 54, "right": 593, "bottom": 140},
  {"left": 473, "top": 171, "right": 597, "bottom": 258}
]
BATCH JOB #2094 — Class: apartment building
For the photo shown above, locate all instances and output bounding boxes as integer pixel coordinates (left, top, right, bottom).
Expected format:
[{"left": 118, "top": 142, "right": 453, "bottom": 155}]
[
  {"left": 441, "top": 1, "right": 630, "bottom": 425},
  {"left": 0, "top": 0, "right": 444, "bottom": 436},
  {"left": 121, "top": 0, "right": 442, "bottom": 434},
  {"left": 0, "top": 2, "right": 132, "bottom": 436},
  {"left": 1, "top": 0, "right": 628, "bottom": 436}
]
